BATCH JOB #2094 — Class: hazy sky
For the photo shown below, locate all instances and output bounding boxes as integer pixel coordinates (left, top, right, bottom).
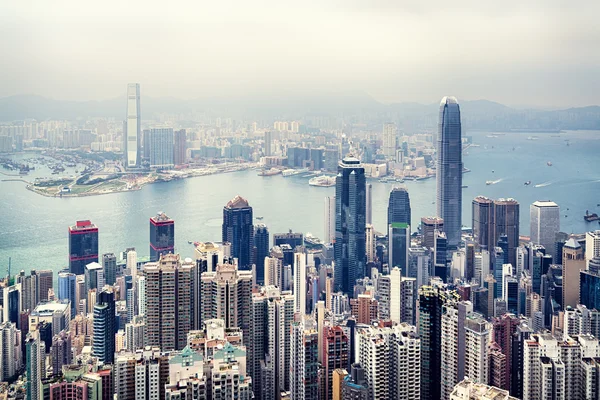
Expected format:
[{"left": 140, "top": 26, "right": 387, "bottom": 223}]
[{"left": 1, "top": 0, "right": 599, "bottom": 107}]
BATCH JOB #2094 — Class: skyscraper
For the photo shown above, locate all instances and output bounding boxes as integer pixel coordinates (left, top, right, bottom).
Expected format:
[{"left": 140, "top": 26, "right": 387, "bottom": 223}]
[
  {"left": 145, "top": 254, "right": 196, "bottom": 351},
  {"left": 530, "top": 201, "right": 560, "bottom": 261},
  {"left": 26, "top": 332, "right": 42, "bottom": 400},
  {"left": 102, "top": 253, "right": 117, "bottom": 286},
  {"left": 388, "top": 186, "right": 412, "bottom": 227},
  {"left": 148, "top": 128, "right": 174, "bottom": 168},
  {"left": 173, "top": 128, "right": 187, "bottom": 165},
  {"left": 254, "top": 223, "right": 269, "bottom": 285},
  {"left": 58, "top": 272, "right": 77, "bottom": 318},
  {"left": 472, "top": 196, "right": 494, "bottom": 250},
  {"left": 125, "top": 83, "right": 141, "bottom": 169},
  {"left": 382, "top": 122, "right": 397, "bottom": 158},
  {"left": 149, "top": 212, "right": 175, "bottom": 262},
  {"left": 68, "top": 220, "right": 99, "bottom": 275},
  {"left": 493, "top": 198, "right": 520, "bottom": 267},
  {"left": 322, "top": 325, "right": 349, "bottom": 400},
  {"left": 38, "top": 270, "right": 53, "bottom": 302},
  {"left": 562, "top": 238, "right": 585, "bottom": 308},
  {"left": 294, "top": 250, "right": 307, "bottom": 315},
  {"left": 290, "top": 317, "right": 319, "bottom": 400},
  {"left": 324, "top": 196, "right": 336, "bottom": 244},
  {"left": 264, "top": 131, "right": 273, "bottom": 156},
  {"left": 222, "top": 195, "right": 254, "bottom": 270},
  {"left": 0, "top": 322, "right": 19, "bottom": 382},
  {"left": 436, "top": 96, "right": 462, "bottom": 248},
  {"left": 334, "top": 156, "right": 366, "bottom": 294},
  {"left": 366, "top": 183, "right": 372, "bottom": 225},
  {"left": 92, "top": 289, "right": 115, "bottom": 364},
  {"left": 389, "top": 223, "right": 410, "bottom": 275},
  {"left": 422, "top": 216, "right": 444, "bottom": 250}
]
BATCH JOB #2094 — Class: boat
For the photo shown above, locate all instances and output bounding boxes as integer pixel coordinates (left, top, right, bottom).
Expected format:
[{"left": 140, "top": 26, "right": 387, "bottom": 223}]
[
  {"left": 309, "top": 175, "right": 336, "bottom": 187},
  {"left": 258, "top": 168, "right": 281, "bottom": 176},
  {"left": 282, "top": 167, "right": 309, "bottom": 177},
  {"left": 547, "top": 161, "right": 553, "bottom": 166},
  {"left": 461, "top": 185, "right": 468, "bottom": 189},
  {"left": 585, "top": 211, "right": 600, "bottom": 222},
  {"left": 486, "top": 181, "right": 493, "bottom": 185},
  {"left": 188, "top": 240, "right": 193, "bottom": 244},
  {"left": 395, "top": 178, "right": 405, "bottom": 183},
  {"left": 524, "top": 181, "right": 531, "bottom": 185},
  {"left": 527, "top": 136, "right": 539, "bottom": 140},
  {"left": 256, "top": 216, "right": 264, "bottom": 220}
]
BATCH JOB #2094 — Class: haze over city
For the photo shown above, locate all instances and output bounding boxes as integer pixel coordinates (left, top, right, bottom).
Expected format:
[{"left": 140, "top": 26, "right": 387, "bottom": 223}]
[{"left": 1, "top": 0, "right": 600, "bottom": 107}]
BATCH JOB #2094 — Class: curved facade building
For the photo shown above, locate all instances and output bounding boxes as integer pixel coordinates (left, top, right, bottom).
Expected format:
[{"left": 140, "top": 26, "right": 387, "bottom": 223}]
[{"left": 436, "top": 96, "right": 462, "bottom": 248}]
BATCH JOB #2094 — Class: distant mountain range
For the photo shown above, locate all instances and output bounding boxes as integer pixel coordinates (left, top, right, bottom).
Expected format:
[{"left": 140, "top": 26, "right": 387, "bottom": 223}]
[{"left": 0, "top": 93, "right": 599, "bottom": 131}]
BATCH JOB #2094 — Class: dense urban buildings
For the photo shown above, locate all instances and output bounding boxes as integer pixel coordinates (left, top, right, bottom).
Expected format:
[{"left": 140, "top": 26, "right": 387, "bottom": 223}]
[{"left": 436, "top": 96, "right": 462, "bottom": 248}]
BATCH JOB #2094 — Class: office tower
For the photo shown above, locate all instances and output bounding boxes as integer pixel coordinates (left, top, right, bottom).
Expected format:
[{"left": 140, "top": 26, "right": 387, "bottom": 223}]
[
  {"left": 586, "top": 230, "right": 600, "bottom": 267},
  {"left": 388, "top": 186, "right": 412, "bottom": 227},
  {"left": 294, "top": 250, "right": 307, "bottom": 315},
  {"left": 366, "top": 183, "right": 372, "bottom": 225},
  {"left": 441, "top": 300, "right": 474, "bottom": 399},
  {"left": 173, "top": 128, "right": 187, "bottom": 165},
  {"left": 334, "top": 156, "right": 366, "bottom": 294},
  {"left": 450, "top": 379, "right": 517, "bottom": 400},
  {"left": 504, "top": 276, "right": 519, "bottom": 314},
  {"left": 382, "top": 122, "right": 397, "bottom": 158},
  {"left": 365, "top": 224, "right": 375, "bottom": 263},
  {"left": 92, "top": 289, "right": 115, "bottom": 364},
  {"left": 562, "top": 238, "right": 585, "bottom": 308},
  {"left": 84, "top": 262, "right": 104, "bottom": 293},
  {"left": 493, "top": 198, "right": 520, "bottom": 267},
  {"left": 472, "top": 196, "right": 494, "bottom": 250},
  {"left": 68, "top": 220, "right": 98, "bottom": 275},
  {"left": 389, "top": 223, "right": 410, "bottom": 275},
  {"left": 17, "top": 270, "right": 38, "bottom": 313},
  {"left": 200, "top": 262, "right": 252, "bottom": 342},
  {"left": 254, "top": 223, "right": 269, "bottom": 284},
  {"left": 148, "top": 128, "right": 174, "bottom": 168},
  {"left": 124, "top": 83, "right": 141, "bottom": 168},
  {"left": 0, "top": 322, "right": 19, "bottom": 382},
  {"left": 126, "top": 249, "right": 138, "bottom": 282},
  {"left": 50, "top": 331, "right": 71, "bottom": 377},
  {"left": 38, "top": 270, "right": 53, "bottom": 302},
  {"left": 149, "top": 212, "right": 175, "bottom": 262},
  {"left": 530, "top": 201, "right": 560, "bottom": 260},
  {"left": 222, "top": 195, "right": 254, "bottom": 270},
  {"left": 580, "top": 270, "right": 600, "bottom": 310},
  {"left": 433, "top": 230, "right": 449, "bottom": 282},
  {"left": 101, "top": 253, "right": 117, "bottom": 286},
  {"left": 436, "top": 96, "right": 462, "bottom": 248},
  {"left": 322, "top": 326, "right": 349, "bottom": 400},
  {"left": 464, "top": 314, "right": 491, "bottom": 385},
  {"left": 250, "top": 286, "right": 294, "bottom": 398},
  {"left": 145, "top": 254, "right": 196, "bottom": 351},
  {"left": 273, "top": 231, "right": 304, "bottom": 249},
  {"left": 2, "top": 282, "right": 21, "bottom": 328},
  {"left": 356, "top": 323, "right": 421, "bottom": 399},
  {"left": 264, "top": 131, "right": 272, "bottom": 156},
  {"left": 57, "top": 272, "right": 76, "bottom": 318},
  {"left": 290, "top": 317, "right": 319, "bottom": 400},
  {"left": 324, "top": 196, "right": 336, "bottom": 244},
  {"left": 422, "top": 216, "right": 444, "bottom": 249},
  {"left": 419, "top": 285, "right": 460, "bottom": 400},
  {"left": 465, "top": 242, "right": 476, "bottom": 281}
]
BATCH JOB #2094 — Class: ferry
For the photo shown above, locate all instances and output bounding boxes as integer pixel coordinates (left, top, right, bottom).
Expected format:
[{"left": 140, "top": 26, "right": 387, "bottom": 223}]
[
  {"left": 524, "top": 181, "right": 531, "bottom": 186},
  {"left": 486, "top": 181, "right": 493, "bottom": 185},
  {"left": 257, "top": 168, "right": 281, "bottom": 177},
  {"left": 282, "top": 168, "right": 309, "bottom": 177},
  {"left": 547, "top": 161, "right": 553, "bottom": 166},
  {"left": 309, "top": 175, "right": 336, "bottom": 187}
]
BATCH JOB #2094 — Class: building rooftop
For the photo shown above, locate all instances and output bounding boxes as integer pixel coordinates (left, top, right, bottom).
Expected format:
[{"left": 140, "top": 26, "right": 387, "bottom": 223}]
[
  {"left": 32, "top": 300, "right": 70, "bottom": 316},
  {"left": 565, "top": 237, "right": 581, "bottom": 249},
  {"left": 532, "top": 200, "right": 559, "bottom": 207},
  {"left": 226, "top": 195, "right": 250, "bottom": 209}
]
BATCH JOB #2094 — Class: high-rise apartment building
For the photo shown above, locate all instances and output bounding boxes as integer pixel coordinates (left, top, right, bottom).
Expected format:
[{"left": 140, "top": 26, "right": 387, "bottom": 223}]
[
  {"left": 382, "top": 122, "right": 397, "bottom": 158},
  {"left": 294, "top": 250, "right": 307, "bottom": 315},
  {"left": 290, "top": 317, "right": 319, "bottom": 400},
  {"left": 26, "top": 332, "right": 42, "bottom": 400},
  {"left": 264, "top": 131, "right": 272, "bottom": 156},
  {"left": 586, "top": 230, "right": 600, "bottom": 267},
  {"left": 0, "top": 322, "right": 19, "bottom": 382},
  {"left": 322, "top": 325, "right": 349, "bottom": 400},
  {"left": 472, "top": 196, "right": 494, "bottom": 250},
  {"left": 334, "top": 156, "right": 366, "bottom": 294},
  {"left": 464, "top": 314, "right": 491, "bottom": 385},
  {"left": 249, "top": 286, "right": 294, "bottom": 398},
  {"left": 324, "top": 196, "right": 336, "bottom": 244},
  {"left": 148, "top": 128, "right": 174, "bottom": 168},
  {"left": 68, "top": 220, "right": 98, "bottom": 275},
  {"left": 149, "top": 212, "right": 175, "bottom": 262},
  {"left": 388, "top": 186, "right": 412, "bottom": 227},
  {"left": 125, "top": 83, "right": 141, "bottom": 169},
  {"left": 173, "top": 128, "right": 187, "bottom": 165},
  {"left": 222, "top": 195, "right": 254, "bottom": 270},
  {"left": 200, "top": 262, "right": 252, "bottom": 343},
  {"left": 436, "top": 96, "right": 462, "bottom": 248},
  {"left": 145, "top": 254, "right": 196, "bottom": 351},
  {"left": 530, "top": 201, "right": 560, "bottom": 260}
]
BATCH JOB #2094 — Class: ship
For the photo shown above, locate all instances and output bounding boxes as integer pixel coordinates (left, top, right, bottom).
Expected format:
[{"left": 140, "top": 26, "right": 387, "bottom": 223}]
[
  {"left": 585, "top": 211, "right": 600, "bottom": 222},
  {"left": 524, "top": 181, "right": 531, "bottom": 185},
  {"left": 257, "top": 168, "right": 281, "bottom": 176},
  {"left": 486, "top": 181, "right": 493, "bottom": 185},
  {"left": 309, "top": 175, "right": 336, "bottom": 187},
  {"left": 547, "top": 161, "right": 553, "bottom": 166},
  {"left": 282, "top": 167, "right": 309, "bottom": 177}
]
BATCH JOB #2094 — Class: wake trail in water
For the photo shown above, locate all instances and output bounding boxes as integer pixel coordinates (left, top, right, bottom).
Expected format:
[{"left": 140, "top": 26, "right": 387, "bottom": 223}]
[{"left": 534, "top": 180, "right": 555, "bottom": 188}]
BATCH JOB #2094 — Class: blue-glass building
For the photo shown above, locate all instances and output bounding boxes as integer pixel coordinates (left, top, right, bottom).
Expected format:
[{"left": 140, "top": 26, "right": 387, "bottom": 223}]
[
  {"left": 436, "top": 96, "right": 462, "bottom": 248},
  {"left": 388, "top": 187, "right": 411, "bottom": 228},
  {"left": 254, "top": 223, "right": 269, "bottom": 285},
  {"left": 68, "top": 220, "right": 98, "bottom": 275},
  {"left": 58, "top": 272, "right": 77, "bottom": 318},
  {"left": 580, "top": 271, "right": 600, "bottom": 310},
  {"left": 222, "top": 195, "right": 254, "bottom": 270},
  {"left": 334, "top": 156, "right": 366, "bottom": 294},
  {"left": 92, "top": 289, "right": 116, "bottom": 364},
  {"left": 149, "top": 212, "right": 175, "bottom": 262}
]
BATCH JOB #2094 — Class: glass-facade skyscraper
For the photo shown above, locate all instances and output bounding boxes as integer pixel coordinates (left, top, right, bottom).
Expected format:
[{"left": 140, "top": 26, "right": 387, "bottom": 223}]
[
  {"left": 68, "top": 220, "right": 99, "bottom": 275},
  {"left": 222, "top": 195, "right": 254, "bottom": 270},
  {"left": 150, "top": 212, "right": 175, "bottom": 262},
  {"left": 387, "top": 186, "right": 411, "bottom": 228},
  {"left": 254, "top": 223, "right": 269, "bottom": 284},
  {"left": 436, "top": 96, "right": 462, "bottom": 248},
  {"left": 334, "top": 156, "right": 366, "bottom": 294},
  {"left": 93, "top": 289, "right": 116, "bottom": 364}
]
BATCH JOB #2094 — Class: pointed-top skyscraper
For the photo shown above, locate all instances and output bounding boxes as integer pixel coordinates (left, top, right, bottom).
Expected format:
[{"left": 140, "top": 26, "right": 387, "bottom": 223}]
[
  {"left": 334, "top": 156, "right": 366, "bottom": 295},
  {"left": 436, "top": 96, "right": 462, "bottom": 248},
  {"left": 222, "top": 195, "right": 254, "bottom": 270}
]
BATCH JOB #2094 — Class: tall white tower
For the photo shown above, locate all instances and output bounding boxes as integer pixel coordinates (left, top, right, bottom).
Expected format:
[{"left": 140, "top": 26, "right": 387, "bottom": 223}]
[
  {"left": 294, "top": 251, "right": 307, "bottom": 315},
  {"left": 125, "top": 83, "right": 141, "bottom": 168},
  {"left": 324, "top": 196, "right": 336, "bottom": 244},
  {"left": 530, "top": 201, "right": 560, "bottom": 259}
]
